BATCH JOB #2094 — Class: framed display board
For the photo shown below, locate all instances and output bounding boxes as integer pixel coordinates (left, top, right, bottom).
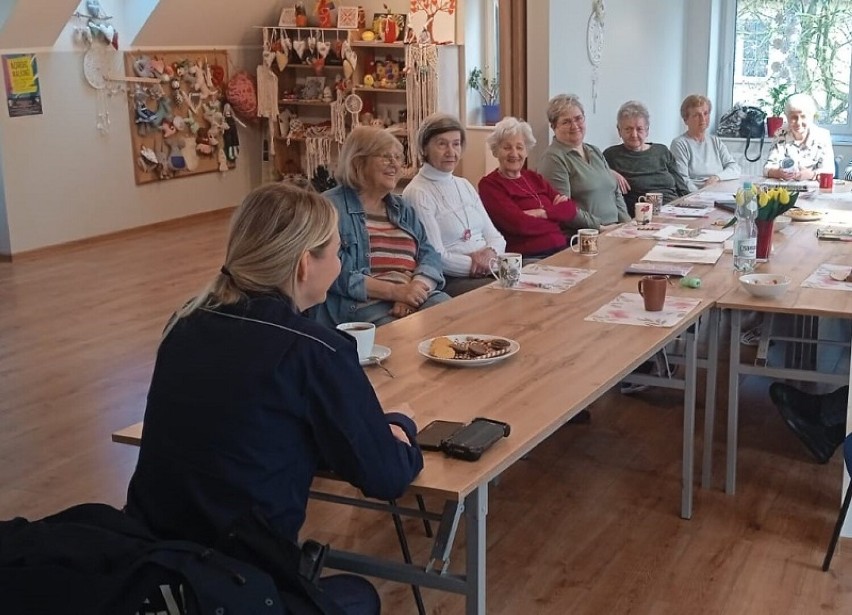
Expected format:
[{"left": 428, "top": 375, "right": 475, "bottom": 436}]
[{"left": 123, "top": 49, "right": 235, "bottom": 185}]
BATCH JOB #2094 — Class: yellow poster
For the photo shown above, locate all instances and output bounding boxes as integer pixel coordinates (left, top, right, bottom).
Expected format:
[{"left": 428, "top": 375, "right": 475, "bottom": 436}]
[{"left": 3, "top": 53, "right": 43, "bottom": 117}]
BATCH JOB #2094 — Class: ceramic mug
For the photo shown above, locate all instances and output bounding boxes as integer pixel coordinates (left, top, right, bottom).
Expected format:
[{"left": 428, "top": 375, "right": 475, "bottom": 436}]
[
  {"left": 638, "top": 275, "right": 668, "bottom": 312},
  {"left": 635, "top": 200, "right": 653, "bottom": 225},
  {"left": 569, "top": 229, "right": 599, "bottom": 255},
  {"left": 819, "top": 172, "right": 834, "bottom": 190},
  {"left": 336, "top": 321, "right": 376, "bottom": 361},
  {"left": 489, "top": 253, "right": 523, "bottom": 288},
  {"left": 642, "top": 192, "right": 664, "bottom": 215}
]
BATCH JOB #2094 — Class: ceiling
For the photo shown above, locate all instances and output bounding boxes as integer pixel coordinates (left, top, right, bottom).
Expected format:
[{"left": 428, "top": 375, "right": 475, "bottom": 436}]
[{"left": 0, "top": 0, "right": 280, "bottom": 50}]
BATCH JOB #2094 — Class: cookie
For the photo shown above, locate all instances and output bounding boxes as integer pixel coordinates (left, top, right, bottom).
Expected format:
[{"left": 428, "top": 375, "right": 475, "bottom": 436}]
[
  {"left": 429, "top": 337, "right": 456, "bottom": 359},
  {"left": 467, "top": 341, "right": 489, "bottom": 356},
  {"left": 488, "top": 338, "right": 511, "bottom": 350}
]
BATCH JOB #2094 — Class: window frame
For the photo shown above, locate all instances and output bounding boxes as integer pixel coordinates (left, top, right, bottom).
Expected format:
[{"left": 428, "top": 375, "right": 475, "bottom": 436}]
[{"left": 717, "top": 0, "right": 852, "bottom": 139}]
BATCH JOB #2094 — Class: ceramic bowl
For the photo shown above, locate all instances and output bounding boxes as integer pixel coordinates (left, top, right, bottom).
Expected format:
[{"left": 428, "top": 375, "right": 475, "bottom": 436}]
[
  {"left": 739, "top": 273, "right": 791, "bottom": 298},
  {"left": 774, "top": 215, "right": 791, "bottom": 232}
]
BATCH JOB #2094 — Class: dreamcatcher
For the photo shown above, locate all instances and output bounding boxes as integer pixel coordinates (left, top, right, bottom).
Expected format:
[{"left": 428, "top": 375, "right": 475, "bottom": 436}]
[
  {"left": 405, "top": 43, "right": 438, "bottom": 168},
  {"left": 344, "top": 93, "right": 363, "bottom": 128},
  {"left": 587, "top": 0, "right": 605, "bottom": 113}
]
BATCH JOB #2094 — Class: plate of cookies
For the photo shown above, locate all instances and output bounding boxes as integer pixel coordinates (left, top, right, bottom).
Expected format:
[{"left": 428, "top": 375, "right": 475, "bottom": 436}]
[{"left": 418, "top": 334, "right": 520, "bottom": 367}]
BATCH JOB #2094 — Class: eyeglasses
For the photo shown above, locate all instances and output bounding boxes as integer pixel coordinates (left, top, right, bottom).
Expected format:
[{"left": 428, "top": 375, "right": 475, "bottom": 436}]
[
  {"left": 557, "top": 114, "right": 585, "bottom": 128},
  {"left": 373, "top": 153, "right": 404, "bottom": 166}
]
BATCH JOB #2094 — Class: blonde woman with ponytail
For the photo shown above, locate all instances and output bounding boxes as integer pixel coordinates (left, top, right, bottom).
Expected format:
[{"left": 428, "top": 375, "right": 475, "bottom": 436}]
[{"left": 127, "top": 183, "right": 422, "bottom": 614}]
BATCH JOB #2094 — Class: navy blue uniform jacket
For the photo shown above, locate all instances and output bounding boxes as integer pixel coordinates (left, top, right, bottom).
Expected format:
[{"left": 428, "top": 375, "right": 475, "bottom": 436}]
[{"left": 126, "top": 292, "right": 423, "bottom": 545}]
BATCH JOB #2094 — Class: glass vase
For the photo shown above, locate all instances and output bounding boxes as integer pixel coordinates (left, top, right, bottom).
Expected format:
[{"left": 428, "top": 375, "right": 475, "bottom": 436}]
[{"left": 756, "top": 219, "right": 774, "bottom": 260}]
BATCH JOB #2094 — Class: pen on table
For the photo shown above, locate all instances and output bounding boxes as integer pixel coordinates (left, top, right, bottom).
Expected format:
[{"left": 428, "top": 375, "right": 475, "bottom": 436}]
[
  {"left": 665, "top": 243, "right": 708, "bottom": 250},
  {"left": 674, "top": 214, "right": 709, "bottom": 218}
]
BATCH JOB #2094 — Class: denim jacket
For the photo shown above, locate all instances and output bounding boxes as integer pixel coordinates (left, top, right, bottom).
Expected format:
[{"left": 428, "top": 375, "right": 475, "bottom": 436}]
[{"left": 313, "top": 184, "right": 445, "bottom": 326}]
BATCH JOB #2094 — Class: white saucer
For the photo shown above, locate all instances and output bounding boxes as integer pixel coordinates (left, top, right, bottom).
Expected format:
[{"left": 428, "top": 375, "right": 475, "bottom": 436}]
[{"left": 360, "top": 344, "right": 392, "bottom": 366}]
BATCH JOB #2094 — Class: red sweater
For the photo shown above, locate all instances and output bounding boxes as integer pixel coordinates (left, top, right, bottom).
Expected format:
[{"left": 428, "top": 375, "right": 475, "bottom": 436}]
[{"left": 478, "top": 169, "right": 578, "bottom": 257}]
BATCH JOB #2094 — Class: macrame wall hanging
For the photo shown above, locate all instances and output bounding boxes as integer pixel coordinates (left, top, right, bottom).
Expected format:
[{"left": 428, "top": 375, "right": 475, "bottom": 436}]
[
  {"left": 257, "top": 28, "right": 280, "bottom": 152},
  {"left": 330, "top": 89, "right": 347, "bottom": 144},
  {"left": 586, "top": 0, "right": 605, "bottom": 113},
  {"left": 405, "top": 43, "right": 439, "bottom": 167},
  {"left": 304, "top": 136, "right": 331, "bottom": 179}
]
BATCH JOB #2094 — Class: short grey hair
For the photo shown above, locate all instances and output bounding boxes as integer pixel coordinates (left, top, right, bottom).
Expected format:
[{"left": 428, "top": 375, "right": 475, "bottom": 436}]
[
  {"left": 617, "top": 100, "right": 650, "bottom": 127},
  {"left": 546, "top": 94, "right": 584, "bottom": 127},
  {"left": 417, "top": 113, "right": 466, "bottom": 163},
  {"left": 335, "top": 126, "right": 403, "bottom": 191},
  {"left": 486, "top": 117, "right": 536, "bottom": 156},
  {"left": 785, "top": 93, "right": 817, "bottom": 119}
]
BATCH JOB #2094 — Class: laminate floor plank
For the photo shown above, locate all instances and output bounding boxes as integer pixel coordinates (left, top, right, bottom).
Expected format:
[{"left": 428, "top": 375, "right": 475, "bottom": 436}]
[{"left": 1, "top": 211, "right": 851, "bottom": 614}]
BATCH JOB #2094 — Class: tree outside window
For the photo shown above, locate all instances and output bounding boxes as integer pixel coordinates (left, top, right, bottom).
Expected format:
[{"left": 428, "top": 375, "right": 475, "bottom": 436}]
[{"left": 732, "top": 0, "right": 852, "bottom": 131}]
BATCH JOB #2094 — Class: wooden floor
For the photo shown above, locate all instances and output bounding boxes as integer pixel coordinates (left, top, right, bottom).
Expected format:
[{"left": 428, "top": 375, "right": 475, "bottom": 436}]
[{"left": 2, "top": 211, "right": 851, "bottom": 614}]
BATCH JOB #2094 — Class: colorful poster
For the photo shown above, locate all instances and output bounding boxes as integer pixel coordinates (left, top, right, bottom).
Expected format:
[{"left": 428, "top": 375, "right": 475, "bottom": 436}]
[{"left": 3, "top": 53, "right": 43, "bottom": 117}]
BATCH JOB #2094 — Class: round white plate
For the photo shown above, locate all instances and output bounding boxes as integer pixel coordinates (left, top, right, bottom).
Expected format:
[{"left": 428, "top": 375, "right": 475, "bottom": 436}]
[
  {"left": 787, "top": 209, "right": 823, "bottom": 222},
  {"left": 360, "top": 344, "right": 391, "bottom": 366},
  {"left": 418, "top": 334, "right": 520, "bottom": 367}
]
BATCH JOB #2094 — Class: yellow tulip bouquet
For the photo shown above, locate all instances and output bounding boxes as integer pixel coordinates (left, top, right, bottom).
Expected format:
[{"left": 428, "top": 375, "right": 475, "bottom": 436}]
[{"left": 736, "top": 185, "right": 800, "bottom": 221}]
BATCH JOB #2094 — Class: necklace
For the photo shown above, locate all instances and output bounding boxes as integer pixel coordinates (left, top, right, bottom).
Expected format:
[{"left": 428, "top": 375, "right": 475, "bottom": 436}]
[
  {"left": 515, "top": 174, "right": 543, "bottom": 208},
  {"left": 436, "top": 177, "right": 472, "bottom": 241}
]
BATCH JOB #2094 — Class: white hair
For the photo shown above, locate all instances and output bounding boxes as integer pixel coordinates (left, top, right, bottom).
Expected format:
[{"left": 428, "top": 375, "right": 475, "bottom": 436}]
[
  {"left": 486, "top": 117, "right": 536, "bottom": 156},
  {"left": 785, "top": 93, "right": 817, "bottom": 119}
]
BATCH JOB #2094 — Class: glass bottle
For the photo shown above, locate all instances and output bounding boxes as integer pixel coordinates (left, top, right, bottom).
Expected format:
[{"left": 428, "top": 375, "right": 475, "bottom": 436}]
[{"left": 733, "top": 181, "right": 757, "bottom": 273}]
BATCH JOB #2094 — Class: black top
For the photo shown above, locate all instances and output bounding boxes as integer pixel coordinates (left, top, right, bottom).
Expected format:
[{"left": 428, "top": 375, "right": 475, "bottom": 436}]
[
  {"left": 603, "top": 143, "right": 690, "bottom": 215},
  {"left": 126, "top": 292, "right": 423, "bottom": 544}
]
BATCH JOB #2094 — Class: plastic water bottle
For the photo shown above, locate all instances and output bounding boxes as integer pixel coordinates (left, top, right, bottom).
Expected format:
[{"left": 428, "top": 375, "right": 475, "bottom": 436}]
[{"left": 733, "top": 181, "right": 757, "bottom": 273}]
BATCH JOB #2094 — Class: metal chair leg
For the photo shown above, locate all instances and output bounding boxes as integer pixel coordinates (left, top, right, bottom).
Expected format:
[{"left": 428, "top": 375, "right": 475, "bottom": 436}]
[
  {"left": 823, "top": 483, "right": 852, "bottom": 571},
  {"left": 389, "top": 500, "right": 426, "bottom": 615}
]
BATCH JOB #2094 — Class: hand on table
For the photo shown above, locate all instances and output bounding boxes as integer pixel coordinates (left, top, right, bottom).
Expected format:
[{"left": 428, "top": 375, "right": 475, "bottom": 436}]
[
  {"left": 704, "top": 175, "right": 721, "bottom": 185},
  {"left": 391, "top": 301, "right": 417, "bottom": 318},
  {"left": 389, "top": 424, "right": 412, "bottom": 445}
]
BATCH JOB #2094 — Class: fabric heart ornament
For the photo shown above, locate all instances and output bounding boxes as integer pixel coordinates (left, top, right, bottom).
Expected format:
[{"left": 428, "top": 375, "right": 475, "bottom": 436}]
[
  {"left": 275, "top": 51, "right": 288, "bottom": 72},
  {"left": 150, "top": 57, "right": 165, "bottom": 75},
  {"left": 316, "top": 41, "right": 331, "bottom": 59},
  {"left": 343, "top": 59, "right": 354, "bottom": 79},
  {"left": 262, "top": 50, "right": 275, "bottom": 69},
  {"left": 307, "top": 34, "right": 317, "bottom": 52},
  {"left": 293, "top": 39, "right": 307, "bottom": 60}
]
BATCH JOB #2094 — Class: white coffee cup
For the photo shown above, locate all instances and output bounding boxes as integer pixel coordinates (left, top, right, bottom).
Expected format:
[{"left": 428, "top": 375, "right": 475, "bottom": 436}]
[
  {"left": 635, "top": 200, "right": 653, "bottom": 224},
  {"left": 569, "top": 228, "right": 599, "bottom": 255},
  {"left": 488, "top": 253, "right": 522, "bottom": 288},
  {"left": 336, "top": 322, "right": 376, "bottom": 361},
  {"left": 643, "top": 192, "right": 664, "bottom": 215}
]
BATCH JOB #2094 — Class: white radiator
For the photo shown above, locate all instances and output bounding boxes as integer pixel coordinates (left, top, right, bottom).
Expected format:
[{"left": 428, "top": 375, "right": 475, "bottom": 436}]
[{"left": 718, "top": 137, "right": 768, "bottom": 176}]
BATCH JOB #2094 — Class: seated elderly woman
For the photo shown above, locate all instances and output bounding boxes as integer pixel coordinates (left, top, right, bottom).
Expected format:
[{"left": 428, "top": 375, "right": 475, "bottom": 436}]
[
  {"left": 478, "top": 117, "right": 598, "bottom": 259},
  {"left": 764, "top": 93, "right": 835, "bottom": 180},
  {"left": 538, "top": 94, "right": 631, "bottom": 225},
  {"left": 402, "top": 113, "right": 506, "bottom": 296},
  {"left": 603, "top": 100, "right": 689, "bottom": 216},
  {"left": 313, "top": 126, "right": 450, "bottom": 327},
  {"left": 670, "top": 94, "right": 742, "bottom": 192}
]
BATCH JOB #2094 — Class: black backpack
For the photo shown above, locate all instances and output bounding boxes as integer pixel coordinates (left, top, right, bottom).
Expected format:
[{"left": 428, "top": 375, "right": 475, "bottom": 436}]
[
  {"left": 717, "top": 104, "right": 767, "bottom": 162},
  {"left": 0, "top": 503, "right": 338, "bottom": 615}
]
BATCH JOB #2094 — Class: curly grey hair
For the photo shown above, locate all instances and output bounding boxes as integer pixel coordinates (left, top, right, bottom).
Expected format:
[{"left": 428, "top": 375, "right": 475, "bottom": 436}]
[
  {"left": 486, "top": 117, "right": 536, "bottom": 156},
  {"left": 546, "top": 94, "right": 584, "bottom": 127}
]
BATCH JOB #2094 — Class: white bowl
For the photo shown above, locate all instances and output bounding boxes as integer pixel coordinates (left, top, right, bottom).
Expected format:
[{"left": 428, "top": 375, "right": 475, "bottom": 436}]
[
  {"left": 774, "top": 215, "right": 791, "bottom": 232},
  {"left": 739, "top": 273, "right": 791, "bottom": 298}
]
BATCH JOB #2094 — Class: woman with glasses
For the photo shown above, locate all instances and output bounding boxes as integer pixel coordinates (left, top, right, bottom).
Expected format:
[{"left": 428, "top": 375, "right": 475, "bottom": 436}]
[
  {"left": 314, "top": 126, "right": 449, "bottom": 327},
  {"left": 538, "top": 94, "right": 631, "bottom": 225},
  {"left": 603, "top": 100, "right": 689, "bottom": 216},
  {"left": 478, "top": 117, "right": 595, "bottom": 259},
  {"left": 402, "top": 113, "right": 506, "bottom": 296},
  {"left": 670, "top": 94, "right": 741, "bottom": 192}
]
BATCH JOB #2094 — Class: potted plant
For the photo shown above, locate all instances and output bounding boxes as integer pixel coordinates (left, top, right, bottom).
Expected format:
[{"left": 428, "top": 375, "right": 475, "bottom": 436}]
[
  {"left": 758, "top": 82, "right": 790, "bottom": 137},
  {"left": 467, "top": 66, "right": 500, "bottom": 126}
]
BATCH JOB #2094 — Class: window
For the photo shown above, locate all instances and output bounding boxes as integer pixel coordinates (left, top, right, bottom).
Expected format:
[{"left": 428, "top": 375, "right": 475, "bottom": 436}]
[{"left": 724, "top": 0, "right": 852, "bottom": 135}]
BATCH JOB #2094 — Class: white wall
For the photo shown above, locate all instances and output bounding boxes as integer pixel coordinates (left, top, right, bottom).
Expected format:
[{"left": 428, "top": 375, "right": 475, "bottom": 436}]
[
  {"left": 523, "top": 0, "right": 687, "bottom": 172},
  {"left": 0, "top": 48, "right": 261, "bottom": 254}
]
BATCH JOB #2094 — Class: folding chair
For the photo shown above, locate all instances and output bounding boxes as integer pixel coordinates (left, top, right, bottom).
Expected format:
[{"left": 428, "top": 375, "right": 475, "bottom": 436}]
[{"left": 822, "top": 433, "right": 852, "bottom": 571}]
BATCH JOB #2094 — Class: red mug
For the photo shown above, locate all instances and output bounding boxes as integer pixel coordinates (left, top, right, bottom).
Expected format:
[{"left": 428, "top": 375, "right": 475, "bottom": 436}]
[{"left": 819, "top": 172, "right": 834, "bottom": 189}]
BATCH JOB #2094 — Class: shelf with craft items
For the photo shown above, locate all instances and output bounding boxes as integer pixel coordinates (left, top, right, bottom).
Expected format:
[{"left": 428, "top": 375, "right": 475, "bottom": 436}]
[{"left": 256, "top": 25, "right": 356, "bottom": 184}]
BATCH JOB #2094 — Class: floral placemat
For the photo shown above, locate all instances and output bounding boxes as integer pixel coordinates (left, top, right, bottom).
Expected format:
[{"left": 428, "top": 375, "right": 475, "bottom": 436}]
[
  {"left": 801, "top": 263, "right": 852, "bottom": 291},
  {"left": 584, "top": 293, "right": 702, "bottom": 327},
  {"left": 489, "top": 264, "right": 595, "bottom": 294},
  {"left": 607, "top": 222, "right": 674, "bottom": 239}
]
